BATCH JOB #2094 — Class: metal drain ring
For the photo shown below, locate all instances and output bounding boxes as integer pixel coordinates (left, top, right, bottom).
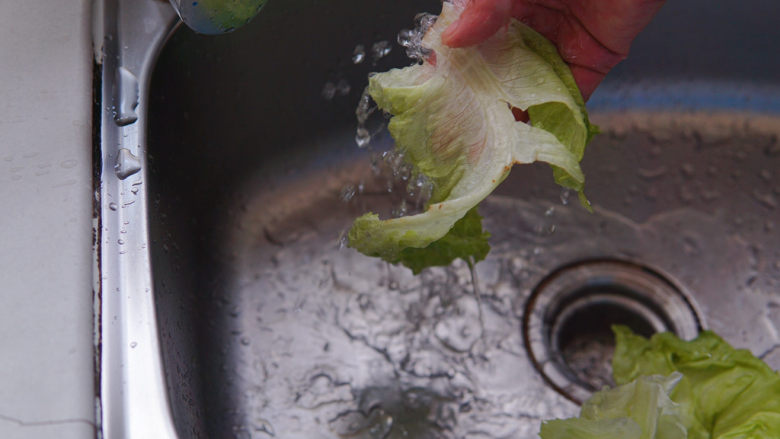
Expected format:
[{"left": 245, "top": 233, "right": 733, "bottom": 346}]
[{"left": 522, "top": 259, "right": 702, "bottom": 404}]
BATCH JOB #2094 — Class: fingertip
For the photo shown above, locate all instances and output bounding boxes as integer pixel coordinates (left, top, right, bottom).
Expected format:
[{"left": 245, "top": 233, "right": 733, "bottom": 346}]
[
  {"left": 569, "top": 66, "right": 604, "bottom": 102},
  {"left": 442, "top": 0, "right": 512, "bottom": 48},
  {"left": 441, "top": 19, "right": 468, "bottom": 48}
]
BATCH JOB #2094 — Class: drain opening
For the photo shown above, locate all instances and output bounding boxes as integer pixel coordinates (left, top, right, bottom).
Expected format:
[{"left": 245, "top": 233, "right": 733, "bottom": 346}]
[{"left": 523, "top": 259, "right": 701, "bottom": 404}]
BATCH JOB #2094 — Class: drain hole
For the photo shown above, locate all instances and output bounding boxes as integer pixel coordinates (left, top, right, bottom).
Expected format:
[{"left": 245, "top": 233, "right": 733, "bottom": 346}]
[
  {"left": 523, "top": 259, "right": 701, "bottom": 403},
  {"left": 555, "top": 297, "right": 656, "bottom": 391}
]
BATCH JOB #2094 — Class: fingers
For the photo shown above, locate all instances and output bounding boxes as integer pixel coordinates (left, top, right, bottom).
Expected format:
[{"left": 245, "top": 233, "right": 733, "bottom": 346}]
[
  {"left": 442, "top": 0, "right": 513, "bottom": 48},
  {"left": 569, "top": 66, "right": 604, "bottom": 101},
  {"left": 567, "top": 0, "right": 666, "bottom": 56},
  {"left": 513, "top": 4, "right": 625, "bottom": 74},
  {"left": 511, "top": 0, "right": 666, "bottom": 100}
]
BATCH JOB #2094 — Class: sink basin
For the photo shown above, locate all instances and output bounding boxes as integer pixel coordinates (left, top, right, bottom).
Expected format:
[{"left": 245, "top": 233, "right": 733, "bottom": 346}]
[{"left": 97, "top": 0, "right": 780, "bottom": 438}]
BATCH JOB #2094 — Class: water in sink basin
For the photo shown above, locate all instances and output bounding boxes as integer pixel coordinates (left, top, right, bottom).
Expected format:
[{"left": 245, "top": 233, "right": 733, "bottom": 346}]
[{"left": 148, "top": 113, "right": 779, "bottom": 438}]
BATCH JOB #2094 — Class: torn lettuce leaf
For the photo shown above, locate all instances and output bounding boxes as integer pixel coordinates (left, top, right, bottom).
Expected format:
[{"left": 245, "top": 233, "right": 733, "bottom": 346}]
[
  {"left": 541, "top": 327, "right": 780, "bottom": 439},
  {"left": 347, "top": 1, "right": 598, "bottom": 271},
  {"left": 612, "top": 325, "right": 780, "bottom": 439},
  {"left": 540, "top": 373, "right": 688, "bottom": 439}
]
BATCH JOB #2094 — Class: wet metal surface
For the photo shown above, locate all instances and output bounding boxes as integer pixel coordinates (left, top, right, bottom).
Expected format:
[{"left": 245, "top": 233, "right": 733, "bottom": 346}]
[{"left": 142, "top": 0, "right": 780, "bottom": 437}]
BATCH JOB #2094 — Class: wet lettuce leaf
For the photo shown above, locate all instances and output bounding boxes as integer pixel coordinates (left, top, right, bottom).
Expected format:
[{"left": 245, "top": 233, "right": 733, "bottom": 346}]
[
  {"left": 540, "top": 373, "right": 687, "bottom": 439},
  {"left": 612, "top": 326, "right": 780, "bottom": 439},
  {"left": 347, "top": 1, "right": 597, "bottom": 272},
  {"left": 541, "top": 327, "right": 780, "bottom": 439}
]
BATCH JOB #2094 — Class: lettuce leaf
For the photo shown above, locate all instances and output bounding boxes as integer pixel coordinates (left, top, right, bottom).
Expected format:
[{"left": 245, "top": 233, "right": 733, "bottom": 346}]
[
  {"left": 347, "top": 1, "right": 597, "bottom": 271},
  {"left": 541, "top": 327, "right": 780, "bottom": 439},
  {"left": 612, "top": 325, "right": 780, "bottom": 439},
  {"left": 540, "top": 373, "right": 687, "bottom": 439},
  {"left": 396, "top": 206, "right": 490, "bottom": 275}
]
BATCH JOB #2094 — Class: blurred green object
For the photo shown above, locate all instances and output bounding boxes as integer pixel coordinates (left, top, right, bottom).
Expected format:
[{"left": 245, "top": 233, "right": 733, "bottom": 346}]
[{"left": 169, "top": 0, "right": 268, "bottom": 35}]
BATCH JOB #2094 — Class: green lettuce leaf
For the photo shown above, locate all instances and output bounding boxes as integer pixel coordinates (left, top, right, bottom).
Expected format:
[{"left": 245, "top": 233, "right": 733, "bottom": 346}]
[
  {"left": 396, "top": 207, "right": 490, "bottom": 274},
  {"left": 540, "top": 373, "right": 687, "bottom": 439},
  {"left": 347, "top": 1, "right": 597, "bottom": 271},
  {"left": 612, "top": 326, "right": 780, "bottom": 439}
]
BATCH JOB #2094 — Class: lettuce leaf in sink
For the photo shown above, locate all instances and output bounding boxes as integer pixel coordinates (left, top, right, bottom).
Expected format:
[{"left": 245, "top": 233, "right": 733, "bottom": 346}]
[
  {"left": 541, "top": 326, "right": 780, "bottom": 439},
  {"left": 347, "top": 1, "right": 598, "bottom": 273},
  {"left": 540, "top": 373, "right": 687, "bottom": 439},
  {"left": 612, "top": 325, "right": 780, "bottom": 439}
]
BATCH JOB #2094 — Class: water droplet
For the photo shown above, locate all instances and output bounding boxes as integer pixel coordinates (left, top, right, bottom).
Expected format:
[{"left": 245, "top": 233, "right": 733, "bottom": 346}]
[
  {"left": 352, "top": 44, "right": 365, "bottom": 64},
  {"left": 682, "top": 236, "right": 700, "bottom": 256},
  {"left": 370, "top": 40, "right": 392, "bottom": 63},
  {"left": 109, "top": 202, "right": 118, "bottom": 211},
  {"left": 114, "top": 148, "right": 142, "bottom": 180},
  {"left": 560, "top": 188, "right": 572, "bottom": 205},
  {"left": 674, "top": 191, "right": 690, "bottom": 207},
  {"left": 338, "top": 232, "right": 349, "bottom": 250},
  {"left": 753, "top": 189, "right": 777, "bottom": 209},
  {"left": 637, "top": 165, "right": 667, "bottom": 180},
  {"left": 680, "top": 163, "right": 695, "bottom": 178},
  {"left": 321, "top": 81, "right": 336, "bottom": 100},
  {"left": 701, "top": 189, "right": 720, "bottom": 201},
  {"left": 117, "top": 238, "right": 125, "bottom": 245},
  {"left": 240, "top": 337, "right": 251, "bottom": 346},
  {"left": 114, "top": 67, "right": 139, "bottom": 126},
  {"left": 391, "top": 199, "right": 408, "bottom": 218},
  {"left": 355, "top": 127, "right": 371, "bottom": 148},
  {"left": 130, "top": 341, "right": 137, "bottom": 348},
  {"left": 336, "top": 79, "right": 351, "bottom": 96},
  {"left": 340, "top": 184, "right": 357, "bottom": 202},
  {"left": 356, "top": 88, "right": 376, "bottom": 124}
]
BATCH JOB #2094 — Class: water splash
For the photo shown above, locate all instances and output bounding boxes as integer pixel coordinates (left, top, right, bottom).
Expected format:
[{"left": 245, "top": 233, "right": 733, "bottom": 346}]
[
  {"left": 370, "top": 40, "right": 392, "bottom": 64},
  {"left": 559, "top": 188, "right": 572, "bottom": 206},
  {"left": 353, "top": 44, "right": 366, "bottom": 64},
  {"left": 397, "top": 13, "right": 437, "bottom": 63}
]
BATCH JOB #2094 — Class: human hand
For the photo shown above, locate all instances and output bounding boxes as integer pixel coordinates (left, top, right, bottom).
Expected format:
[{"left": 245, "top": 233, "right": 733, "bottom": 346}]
[{"left": 441, "top": 0, "right": 665, "bottom": 100}]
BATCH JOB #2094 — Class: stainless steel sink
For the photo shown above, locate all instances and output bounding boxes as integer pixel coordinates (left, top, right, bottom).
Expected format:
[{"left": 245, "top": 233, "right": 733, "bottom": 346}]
[{"left": 97, "top": 0, "right": 780, "bottom": 438}]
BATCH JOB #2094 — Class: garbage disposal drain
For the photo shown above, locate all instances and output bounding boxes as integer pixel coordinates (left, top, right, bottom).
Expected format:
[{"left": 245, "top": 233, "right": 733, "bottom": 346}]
[{"left": 522, "top": 259, "right": 701, "bottom": 404}]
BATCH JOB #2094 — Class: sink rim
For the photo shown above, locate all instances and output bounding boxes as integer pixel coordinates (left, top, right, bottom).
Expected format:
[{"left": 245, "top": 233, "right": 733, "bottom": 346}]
[{"left": 95, "top": 0, "right": 180, "bottom": 438}]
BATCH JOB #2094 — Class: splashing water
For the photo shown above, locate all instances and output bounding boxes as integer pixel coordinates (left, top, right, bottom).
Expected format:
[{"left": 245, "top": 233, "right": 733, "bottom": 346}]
[
  {"left": 353, "top": 44, "right": 366, "bottom": 64},
  {"left": 370, "top": 40, "right": 393, "bottom": 64},
  {"left": 344, "top": 11, "right": 441, "bottom": 219},
  {"left": 397, "top": 13, "right": 437, "bottom": 63}
]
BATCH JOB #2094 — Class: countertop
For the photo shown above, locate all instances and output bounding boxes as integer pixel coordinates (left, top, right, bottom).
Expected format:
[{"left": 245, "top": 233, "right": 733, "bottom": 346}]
[{"left": 0, "top": 1, "right": 95, "bottom": 438}]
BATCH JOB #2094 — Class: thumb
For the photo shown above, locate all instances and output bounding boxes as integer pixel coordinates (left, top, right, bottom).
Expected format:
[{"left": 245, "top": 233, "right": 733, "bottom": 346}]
[{"left": 441, "top": 0, "right": 512, "bottom": 48}]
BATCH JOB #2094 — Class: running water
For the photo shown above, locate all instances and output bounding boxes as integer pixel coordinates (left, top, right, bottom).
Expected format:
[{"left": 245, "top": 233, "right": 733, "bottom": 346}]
[{"left": 342, "top": 14, "right": 440, "bottom": 219}]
